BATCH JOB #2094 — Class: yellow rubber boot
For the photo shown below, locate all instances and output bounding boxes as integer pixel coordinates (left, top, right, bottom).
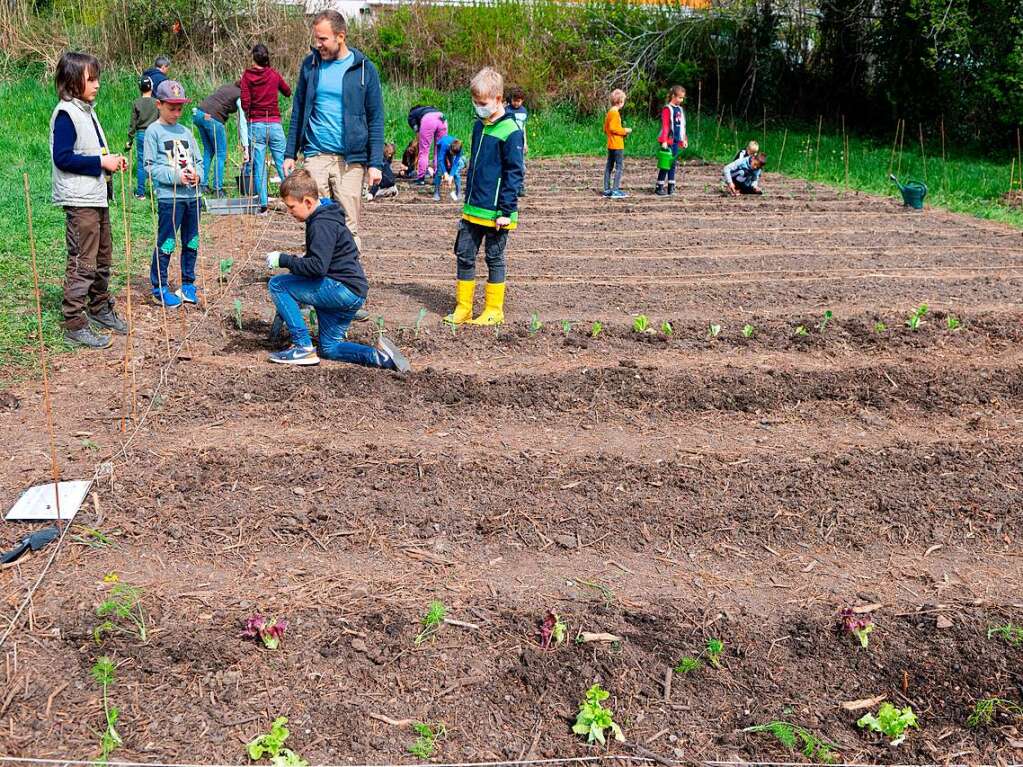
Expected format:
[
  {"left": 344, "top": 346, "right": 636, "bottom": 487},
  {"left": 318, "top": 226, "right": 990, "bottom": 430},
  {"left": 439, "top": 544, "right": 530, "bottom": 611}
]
[
  {"left": 468, "top": 282, "right": 505, "bottom": 325},
  {"left": 444, "top": 279, "right": 476, "bottom": 324}
]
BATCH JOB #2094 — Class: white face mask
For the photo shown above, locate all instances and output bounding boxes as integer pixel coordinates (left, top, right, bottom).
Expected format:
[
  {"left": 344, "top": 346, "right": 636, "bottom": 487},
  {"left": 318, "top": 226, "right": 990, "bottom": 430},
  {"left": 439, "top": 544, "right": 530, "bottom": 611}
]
[{"left": 473, "top": 101, "right": 496, "bottom": 120}]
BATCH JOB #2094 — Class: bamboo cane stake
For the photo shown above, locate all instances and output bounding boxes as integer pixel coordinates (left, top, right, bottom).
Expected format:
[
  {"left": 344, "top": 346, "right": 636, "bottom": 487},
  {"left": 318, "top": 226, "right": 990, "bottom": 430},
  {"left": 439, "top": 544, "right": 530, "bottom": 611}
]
[
  {"left": 918, "top": 123, "right": 928, "bottom": 185},
  {"left": 813, "top": 115, "right": 823, "bottom": 178},
  {"left": 897, "top": 119, "right": 905, "bottom": 177},
  {"left": 841, "top": 115, "right": 848, "bottom": 190},
  {"left": 888, "top": 118, "right": 901, "bottom": 177},
  {"left": 777, "top": 128, "right": 788, "bottom": 173},
  {"left": 940, "top": 115, "right": 948, "bottom": 197},
  {"left": 118, "top": 172, "right": 136, "bottom": 431}
]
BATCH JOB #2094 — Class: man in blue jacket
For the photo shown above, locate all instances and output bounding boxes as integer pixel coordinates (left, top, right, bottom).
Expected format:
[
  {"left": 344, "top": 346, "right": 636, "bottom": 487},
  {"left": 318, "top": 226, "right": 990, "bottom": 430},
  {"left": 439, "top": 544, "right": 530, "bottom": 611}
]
[{"left": 283, "top": 10, "right": 384, "bottom": 252}]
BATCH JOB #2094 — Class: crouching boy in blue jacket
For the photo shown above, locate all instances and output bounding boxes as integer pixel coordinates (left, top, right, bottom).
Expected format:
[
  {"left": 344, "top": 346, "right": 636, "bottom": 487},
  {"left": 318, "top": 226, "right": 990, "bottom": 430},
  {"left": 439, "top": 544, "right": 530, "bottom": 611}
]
[{"left": 265, "top": 169, "right": 409, "bottom": 371}]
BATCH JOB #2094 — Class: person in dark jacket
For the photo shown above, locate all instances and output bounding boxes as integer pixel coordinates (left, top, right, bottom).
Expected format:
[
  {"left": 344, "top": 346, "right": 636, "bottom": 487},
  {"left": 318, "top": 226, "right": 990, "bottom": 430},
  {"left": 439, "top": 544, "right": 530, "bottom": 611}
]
[
  {"left": 193, "top": 82, "right": 249, "bottom": 197},
  {"left": 141, "top": 56, "right": 170, "bottom": 92},
  {"left": 282, "top": 10, "right": 384, "bottom": 251},
  {"left": 241, "top": 43, "right": 292, "bottom": 212},
  {"left": 264, "top": 170, "right": 408, "bottom": 370}
]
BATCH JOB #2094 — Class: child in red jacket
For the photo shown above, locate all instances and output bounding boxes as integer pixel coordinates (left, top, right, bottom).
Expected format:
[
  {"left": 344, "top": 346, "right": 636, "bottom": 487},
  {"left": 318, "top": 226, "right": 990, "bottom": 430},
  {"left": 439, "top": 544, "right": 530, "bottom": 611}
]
[
  {"left": 655, "top": 84, "right": 687, "bottom": 196},
  {"left": 241, "top": 43, "right": 292, "bottom": 212}
]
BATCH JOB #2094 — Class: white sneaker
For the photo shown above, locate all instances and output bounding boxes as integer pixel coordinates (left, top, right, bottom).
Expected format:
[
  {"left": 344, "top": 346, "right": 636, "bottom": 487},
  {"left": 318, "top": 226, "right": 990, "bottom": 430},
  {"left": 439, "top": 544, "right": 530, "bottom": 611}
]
[{"left": 450, "top": 191, "right": 459, "bottom": 201}]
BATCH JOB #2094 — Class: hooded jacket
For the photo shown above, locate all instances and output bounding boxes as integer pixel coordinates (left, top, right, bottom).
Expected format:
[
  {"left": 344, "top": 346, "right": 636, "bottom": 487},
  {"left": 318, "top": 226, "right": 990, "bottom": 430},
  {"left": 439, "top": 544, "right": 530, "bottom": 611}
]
[
  {"left": 240, "top": 66, "right": 292, "bottom": 123},
  {"left": 285, "top": 46, "right": 384, "bottom": 170},
  {"left": 279, "top": 201, "right": 368, "bottom": 298},
  {"left": 142, "top": 66, "right": 168, "bottom": 92},
  {"left": 462, "top": 111, "right": 524, "bottom": 230}
]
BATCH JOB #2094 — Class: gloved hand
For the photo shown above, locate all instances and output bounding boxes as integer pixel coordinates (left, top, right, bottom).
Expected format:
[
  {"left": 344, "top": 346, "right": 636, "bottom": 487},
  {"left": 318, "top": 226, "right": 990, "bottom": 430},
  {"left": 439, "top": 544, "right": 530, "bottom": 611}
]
[{"left": 265, "top": 251, "right": 281, "bottom": 270}]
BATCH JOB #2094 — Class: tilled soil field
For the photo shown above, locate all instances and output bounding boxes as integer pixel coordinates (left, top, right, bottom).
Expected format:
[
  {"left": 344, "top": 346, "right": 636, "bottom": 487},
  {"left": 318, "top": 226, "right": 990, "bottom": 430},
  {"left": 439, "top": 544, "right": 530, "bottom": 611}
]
[{"left": 2, "top": 157, "right": 1023, "bottom": 766}]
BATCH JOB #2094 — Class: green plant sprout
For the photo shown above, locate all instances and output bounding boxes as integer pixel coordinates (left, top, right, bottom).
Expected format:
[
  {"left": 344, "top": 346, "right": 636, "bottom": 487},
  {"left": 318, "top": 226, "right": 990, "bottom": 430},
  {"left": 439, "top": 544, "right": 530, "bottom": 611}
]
[
  {"left": 80, "top": 437, "right": 99, "bottom": 451},
  {"left": 575, "top": 578, "right": 616, "bottom": 608},
  {"left": 873, "top": 321, "right": 887, "bottom": 333},
  {"left": 743, "top": 722, "right": 837, "bottom": 764},
  {"left": 632, "top": 314, "right": 651, "bottom": 333},
  {"left": 218, "top": 258, "right": 233, "bottom": 284},
  {"left": 374, "top": 315, "right": 386, "bottom": 341},
  {"left": 906, "top": 303, "right": 928, "bottom": 330},
  {"left": 741, "top": 324, "right": 755, "bottom": 338},
  {"left": 946, "top": 314, "right": 961, "bottom": 330},
  {"left": 572, "top": 684, "right": 624, "bottom": 745},
  {"left": 590, "top": 321, "right": 603, "bottom": 338},
  {"left": 967, "top": 697, "right": 1023, "bottom": 728},
  {"left": 561, "top": 320, "right": 572, "bottom": 335},
  {"left": 529, "top": 311, "right": 542, "bottom": 334},
  {"left": 705, "top": 638, "right": 724, "bottom": 668},
  {"left": 94, "top": 583, "right": 148, "bottom": 644},
  {"left": 234, "top": 298, "right": 243, "bottom": 330},
  {"left": 90, "top": 656, "right": 121, "bottom": 765},
  {"left": 408, "top": 722, "right": 446, "bottom": 759},
  {"left": 307, "top": 308, "right": 317, "bottom": 334},
  {"left": 414, "top": 600, "right": 446, "bottom": 645},
  {"left": 660, "top": 320, "right": 673, "bottom": 336},
  {"left": 707, "top": 323, "right": 722, "bottom": 338},
  {"left": 674, "top": 656, "right": 701, "bottom": 674},
  {"left": 414, "top": 308, "right": 428, "bottom": 338},
  {"left": 72, "top": 526, "right": 113, "bottom": 548},
  {"left": 987, "top": 623, "right": 1023, "bottom": 646},
  {"left": 857, "top": 703, "right": 918, "bottom": 745},
  {"left": 818, "top": 309, "right": 833, "bottom": 333},
  {"left": 793, "top": 324, "right": 809, "bottom": 337},
  {"left": 247, "top": 717, "right": 308, "bottom": 767}
]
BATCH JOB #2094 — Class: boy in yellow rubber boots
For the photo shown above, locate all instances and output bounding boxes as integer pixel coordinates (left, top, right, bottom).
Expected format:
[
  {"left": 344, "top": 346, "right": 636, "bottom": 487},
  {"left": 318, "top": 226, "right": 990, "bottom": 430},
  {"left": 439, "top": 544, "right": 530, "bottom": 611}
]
[{"left": 444, "top": 67, "right": 525, "bottom": 326}]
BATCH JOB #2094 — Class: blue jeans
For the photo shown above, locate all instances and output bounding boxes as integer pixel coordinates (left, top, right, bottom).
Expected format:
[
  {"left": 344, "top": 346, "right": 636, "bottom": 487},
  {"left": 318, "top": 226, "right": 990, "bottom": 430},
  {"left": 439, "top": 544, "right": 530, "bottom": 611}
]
[
  {"left": 251, "top": 121, "right": 287, "bottom": 208},
  {"left": 268, "top": 274, "right": 380, "bottom": 366},
  {"left": 656, "top": 142, "right": 681, "bottom": 186},
  {"left": 194, "top": 109, "right": 227, "bottom": 192},
  {"left": 150, "top": 199, "right": 200, "bottom": 291},
  {"left": 434, "top": 157, "right": 464, "bottom": 196},
  {"left": 134, "top": 130, "right": 148, "bottom": 196}
]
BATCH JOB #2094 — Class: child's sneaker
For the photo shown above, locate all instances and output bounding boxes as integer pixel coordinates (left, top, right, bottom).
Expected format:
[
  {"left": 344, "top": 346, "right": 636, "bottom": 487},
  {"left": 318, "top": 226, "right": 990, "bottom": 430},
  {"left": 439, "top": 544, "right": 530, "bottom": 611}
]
[
  {"left": 450, "top": 190, "right": 459, "bottom": 201},
  {"left": 176, "top": 284, "right": 200, "bottom": 304},
  {"left": 611, "top": 190, "right": 629, "bottom": 199},
  {"left": 376, "top": 336, "right": 411, "bottom": 373},
  {"left": 268, "top": 345, "right": 320, "bottom": 366},
  {"left": 655, "top": 186, "right": 669, "bottom": 196},
  {"left": 354, "top": 308, "right": 370, "bottom": 322},
  {"left": 152, "top": 288, "right": 182, "bottom": 308},
  {"left": 602, "top": 189, "right": 612, "bottom": 197},
  {"left": 432, "top": 192, "right": 441, "bottom": 201},
  {"left": 134, "top": 194, "right": 146, "bottom": 201}
]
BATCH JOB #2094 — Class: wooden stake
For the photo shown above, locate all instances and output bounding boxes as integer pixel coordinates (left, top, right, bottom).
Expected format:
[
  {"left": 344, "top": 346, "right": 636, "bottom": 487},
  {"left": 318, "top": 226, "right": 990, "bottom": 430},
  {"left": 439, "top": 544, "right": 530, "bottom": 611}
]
[
  {"left": 1010, "top": 157, "right": 1016, "bottom": 196},
  {"left": 888, "top": 118, "right": 901, "bottom": 177},
  {"left": 118, "top": 173, "right": 135, "bottom": 432},
  {"left": 22, "top": 174, "right": 62, "bottom": 520},
  {"left": 1017, "top": 127, "right": 1022, "bottom": 192},
  {"left": 696, "top": 80, "right": 702, "bottom": 145},
  {"left": 897, "top": 119, "right": 905, "bottom": 177},
  {"left": 814, "top": 115, "right": 823, "bottom": 178},
  {"left": 918, "top": 123, "right": 928, "bottom": 185},
  {"left": 940, "top": 115, "right": 948, "bottom": 196},
  {"left": 841, "top": 115, "right": 848, "bottom": 190},
  {"left": 777, "top": 128, "right": 788, "bottom": 173}
]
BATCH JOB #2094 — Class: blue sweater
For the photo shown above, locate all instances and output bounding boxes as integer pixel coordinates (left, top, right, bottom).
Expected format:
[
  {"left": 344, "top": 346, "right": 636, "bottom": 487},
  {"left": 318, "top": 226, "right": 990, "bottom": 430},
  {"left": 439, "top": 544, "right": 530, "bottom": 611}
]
[
  {"left": 52, "top": 111, "right": 104, "bottom": 177},
  {"left": 436, "top": 134, "right": 463, "bottom": 174}
]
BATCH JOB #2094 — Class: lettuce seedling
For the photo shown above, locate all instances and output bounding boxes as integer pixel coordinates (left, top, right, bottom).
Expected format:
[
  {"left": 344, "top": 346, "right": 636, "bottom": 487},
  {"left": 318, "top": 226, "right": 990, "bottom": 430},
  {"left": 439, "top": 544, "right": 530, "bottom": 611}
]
[
  {"left": 561, "top": 320, "right": 572, "bottom": 335},
  {"left": 705, "top": 638, "right": 724, "bottom": 668},
  {"left": 408, "top": 722, "right": 446, "bottom": 759},
  {"left": 857, "top": 703, "right": 918, "bottom": 745},
  {"left": 793, "top": 324, "right": 809, "bottom": 337},
  {"left": 572, "top": 684, "right": 624, "bottom": 745},
  {"left": 874, "top": 321, "right": 887, "bottom": 333},
  {"left": 632, "top": 314, "right": 651, "bottom": 334},
  {"left": 218, "top": 258, "right": 233, "bottom": 284},
  {"left": 741, "top": 324, "right": 755, "bottom": 338},
  {"left": 529, "top": 312, "right": 542, "bottom": 334},
  {"left": 415, "top": 600, "right": 446, "bottom": 645},
  {"left": 946, "top": 314, "right": 961, "bottom": 330},
  {"left": 590, "top": 321, "right": 603, "bottom": 338},
  {"left": 708, "top": 323, "right": 722, "bottom": 338},
  {"left": 839, "top": 608, "right": 874, "bottom": 648},
  {"left": 538, "top": 611, "right": 567, "bottom": 650},
  {"left": 906, "top": 303, "right": 928, "bottom": 330},
  {"left": 744, "top": 721, "right": 837, "bottom": 764},
  {"left": 242, "top": 615, "right": 288, "bottom": 650},
  {"left": 661, "top": 320, "right": 673, "bottom": 336},
  {"left": 248, "top": 717, "right": 308, "bottom": 767}
]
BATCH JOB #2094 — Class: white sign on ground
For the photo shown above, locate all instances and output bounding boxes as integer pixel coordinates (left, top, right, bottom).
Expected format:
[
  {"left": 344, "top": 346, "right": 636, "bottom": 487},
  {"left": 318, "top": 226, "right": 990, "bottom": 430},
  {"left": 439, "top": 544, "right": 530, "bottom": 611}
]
[{"left": 4, "top": 480, "right": 92, "bottom": 521}]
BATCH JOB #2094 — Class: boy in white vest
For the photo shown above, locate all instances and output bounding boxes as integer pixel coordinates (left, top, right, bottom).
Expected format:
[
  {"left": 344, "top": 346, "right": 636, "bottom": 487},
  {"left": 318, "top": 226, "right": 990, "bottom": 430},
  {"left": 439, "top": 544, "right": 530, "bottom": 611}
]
[{"left": 50, "top": 51, "right": 128, "bottom": 348}]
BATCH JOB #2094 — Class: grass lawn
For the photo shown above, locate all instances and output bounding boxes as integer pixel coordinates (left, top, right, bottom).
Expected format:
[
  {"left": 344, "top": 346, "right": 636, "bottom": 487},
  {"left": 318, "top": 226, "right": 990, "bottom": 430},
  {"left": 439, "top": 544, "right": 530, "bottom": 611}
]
[{"left": 2, "top": 69, "right": 1020, "bottom": 374}]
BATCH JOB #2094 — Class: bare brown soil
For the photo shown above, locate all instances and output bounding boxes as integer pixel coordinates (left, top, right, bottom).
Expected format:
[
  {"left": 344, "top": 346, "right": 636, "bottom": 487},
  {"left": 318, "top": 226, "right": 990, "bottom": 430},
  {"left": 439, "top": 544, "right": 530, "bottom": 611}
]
[{"left": 2, "top": 158, "right": 1023, "bottom": 766}]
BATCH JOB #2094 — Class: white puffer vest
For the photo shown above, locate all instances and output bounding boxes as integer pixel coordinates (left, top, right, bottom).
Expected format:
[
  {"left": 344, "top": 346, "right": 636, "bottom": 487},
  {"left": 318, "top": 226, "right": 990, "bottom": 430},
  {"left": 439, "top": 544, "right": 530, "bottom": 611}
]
[{"left": 50, "top": 99, "right": 109, "bottom": 208}]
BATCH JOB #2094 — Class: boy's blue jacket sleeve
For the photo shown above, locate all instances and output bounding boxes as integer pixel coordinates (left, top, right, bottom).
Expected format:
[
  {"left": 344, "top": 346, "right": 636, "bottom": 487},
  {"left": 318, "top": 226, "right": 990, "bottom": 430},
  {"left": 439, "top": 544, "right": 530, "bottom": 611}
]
[
  {"left": 497, "top": 127, "right": 525, "bottom": 217},
  {"left": 53, "top": 112, "right": 103, "bottom": 177},
  {"left": 364, "top": 62, "right": 385, "bottom": 170},
  {"left": 285, "top": 60, "right": 308, "bottom": 160}
]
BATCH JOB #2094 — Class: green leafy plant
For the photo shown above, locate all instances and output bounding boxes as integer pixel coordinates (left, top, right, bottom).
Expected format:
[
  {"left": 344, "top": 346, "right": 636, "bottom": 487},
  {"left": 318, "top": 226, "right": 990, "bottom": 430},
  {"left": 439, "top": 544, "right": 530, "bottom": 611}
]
[
  {"left": 839, "top": 608, "right": 874, "bottom": 648},
  {"left": 946, "top": 314, "right": 961, "bottom": 330},
  {"left": 90, "top": 656, "right": 121, "bottom": 765},
  {"left": 705, "top": 638, "right": 724, "bottom": 668},
  {"left": 906, "top": 303, "right": 928, "bottom": 330},
  {"left": 408, "top": 721, "right": 446, "bottom": 759},
  {"left": 414, "top": 308, "right": 428, "bottom": 339},
  {"left": 561, "top": 320, "right": 572, "bottom": 335},
  {"left": 414, "top": 600, "right": 446, "bottom": 645},
  {"left": 674, "top": 656, "right": 701, "bottom": 674},
  {"left": 857, "top": 703, "right": 918, "bottom": 745},
  {"left": 743, "top": 722, "right": 837, "bottom": 764},
  {"left": 248, "top": 717, "right": 308, "bottom": 767},
  {"left": 967, "top": 697, "right": 1023, "bottom": 728},
  {"left": 793, "top": 324, "right": 809, "bottom": 337},
  {"left": 81, "top": 437, "right": 99, "bottom": 451},
  {"left": 632, "top": 314, "right": 651, "bottom": 334},
  {"left": 590, "top": 321, "right": 603, "bottom": 338},
  {"left": 660, "top": 320, "right": 673, "bottom": 336},
  {"left": 707, "top": 323, "right": 722, "bottom": 338},
  {"left": 218, "top": 258, "right": 233, "bottom": 284},
  {"left": 529, "top": 312, "right": 542, "bottom": 334},
  {"left": 817, "top": 309, "right": 833, "bottom": 333},
  {"left": 234, "top": 298, "right": 243, "bottom": 330},
  {"left": 741, "top": 323, "right": 755, "bottom": 338},
  {"left": 874, "top": 321, "right": 887, "bottom": 333},
  {"left": 375, "top": 315, "right": 386, "bottom": 341},
  {"left": 572, "top": 684, "right": 624, "bottom": 745},
  {"left": 72, "top": 526, "right": 113, "bottom": 548},
  {"left": 94, "top": 583, "right": 148, "bottom": 644},
  {"left": 307, "top": 308, "right": 317, "bottom": 334},
  {"left": 987, "top": 623, "right": 1023, "bottom": 646},
  {"left": 538, "top": 611, "right": 567, "bottom": 649}
]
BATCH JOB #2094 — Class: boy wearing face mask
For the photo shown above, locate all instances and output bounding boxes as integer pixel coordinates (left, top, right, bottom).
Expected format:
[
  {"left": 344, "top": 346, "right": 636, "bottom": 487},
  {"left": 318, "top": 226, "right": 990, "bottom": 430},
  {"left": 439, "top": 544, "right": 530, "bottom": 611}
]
[{"left": 444, "top": 67, "right": 525, "bottom": 327}]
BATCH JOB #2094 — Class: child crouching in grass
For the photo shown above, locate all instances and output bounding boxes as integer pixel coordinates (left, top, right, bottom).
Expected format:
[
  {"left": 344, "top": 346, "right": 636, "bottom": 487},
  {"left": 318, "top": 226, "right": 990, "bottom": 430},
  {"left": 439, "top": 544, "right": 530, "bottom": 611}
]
[
  {"left": 265, "top": 169, "right": 410, "bottom": 371},
  {"left": 51, "top": 51, "right": 129, "bottom": 349},
  {"left": 723, "top": 151, "right": 767, "bottom": 196}
]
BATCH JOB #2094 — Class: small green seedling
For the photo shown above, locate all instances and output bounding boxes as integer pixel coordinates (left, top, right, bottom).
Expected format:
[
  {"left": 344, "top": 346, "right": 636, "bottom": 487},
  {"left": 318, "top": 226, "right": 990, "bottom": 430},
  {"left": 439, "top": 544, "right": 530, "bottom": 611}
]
[
  {"left": 234, "top": 299, "right": 243, "bottom": 330},
  {"left": 873, "top": 321, "right": 887, "bottom": 333},
  {"left": 94, "top": 583, "right": 148, "bottom": 644},
  {"left": 561, "top": 320, "right": 572, "bottom": 335},
  {"left": 408, "top": 722, "right": 446, "bottom": 759},
  {"left": 539, "top": 611, "right": 567, "bottom": 649},
  {"left": 632, "top": 314, "right": 651, "bottom": 334},
  {"left": 743, "top": 722, "right": 837, "bottom": 764},
  {"left": 218, "top": 258, "right": 233, "bottom": 284},
  {"left": 72, "top": 526, "right": 113, "bottom": 548},
  {"left": 906, "top": 303, "right": 928, "bottom": 330},
  {"left": 81, "top": 438, "right": 99, "bottom": 452},
  {"left": 857, "top": 703, "right": 918, "bottom": 745},
  {"left": 529, "top": 312, "right": 543, "bottom": 334},
  {"left": 375, "top": 315, "right": 385, "bottom": 341},
  {"left": 967, "top": 697, "right": 1023, "bottom": 728},
  {"left": 572, "top": 684, "right": 623, "bottom": 745},
  {"left": 247, "top": 717, "right": 308, "bottom": 767},
  {"left": 946, "top": 314, "right": 961, "bottom": 331},
  {"left": 817, "top": 309, "right": 833, "bottom": 333},
  {"left": 414, "top": 308, "right": 428, "bottom": 338},
  {"left": 414, "top": 600, "right": 446, "bottom": 645},
  {"left": 741, "top": 324, "right": 755, "bottom": 339},
  {"left": 793, "top": 324, "right": 809, "bottom": 337},
  {"left": 661, "top": 320, "right": 673, "bottom": 336},
  {"left": 590, "top": 321, "right": 603, "bottom": 338},
  {"left": 708, "top": 323, "right": 722, "bottom": 338},
  {"left": 987, "top": 623, "right": 1023, "bottom": 646},
  {"left": 705, "top": 638, "right": 724, "bottom": 668},
  {"left": 90, "top": 656, "right": 122, "bottom": 764},
  {"left": 674, "top": 656, "right": 701, "bottom": 674},
  {"left": 307, "top": 308, "right": 317, "bottom": 333},
  {"left": 839, "top": 608, "right": 874, "bottom": 649}
]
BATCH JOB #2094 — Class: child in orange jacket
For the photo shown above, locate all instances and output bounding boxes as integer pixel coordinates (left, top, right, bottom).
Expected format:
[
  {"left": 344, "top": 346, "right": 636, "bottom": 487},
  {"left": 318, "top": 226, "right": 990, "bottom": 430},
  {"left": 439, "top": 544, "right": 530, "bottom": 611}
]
[{"left": 602, "top": 89, "right": 632, "bottom": 198}]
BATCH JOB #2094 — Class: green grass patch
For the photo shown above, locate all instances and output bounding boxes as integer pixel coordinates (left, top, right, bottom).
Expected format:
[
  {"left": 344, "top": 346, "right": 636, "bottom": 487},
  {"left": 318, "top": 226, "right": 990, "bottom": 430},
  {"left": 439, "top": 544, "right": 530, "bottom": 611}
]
[{"left": 3, "top": 70, "right": 1021, "bottom": 373}]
